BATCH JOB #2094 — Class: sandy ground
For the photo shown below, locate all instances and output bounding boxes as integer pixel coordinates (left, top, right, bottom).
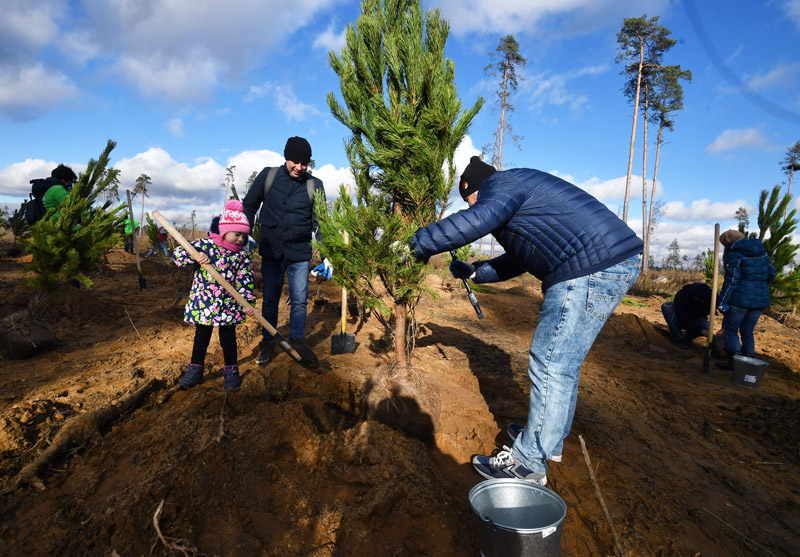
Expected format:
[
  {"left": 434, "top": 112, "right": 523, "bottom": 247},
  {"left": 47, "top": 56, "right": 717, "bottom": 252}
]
[{"left": 0, "top": 247, "right": 798, "bottom": 556}]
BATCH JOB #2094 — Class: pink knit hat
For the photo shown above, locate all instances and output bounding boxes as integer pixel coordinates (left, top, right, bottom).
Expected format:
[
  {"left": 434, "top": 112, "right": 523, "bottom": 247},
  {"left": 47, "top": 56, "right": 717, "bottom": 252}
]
[{"left": 218, "top": 200, "right": 250, "bottom": 236}]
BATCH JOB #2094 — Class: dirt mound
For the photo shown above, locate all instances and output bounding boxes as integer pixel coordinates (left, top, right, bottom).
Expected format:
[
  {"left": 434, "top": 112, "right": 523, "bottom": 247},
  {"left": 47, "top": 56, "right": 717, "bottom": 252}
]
[{"left": 0, "top": 251, "right": 798, "bottom": 555}]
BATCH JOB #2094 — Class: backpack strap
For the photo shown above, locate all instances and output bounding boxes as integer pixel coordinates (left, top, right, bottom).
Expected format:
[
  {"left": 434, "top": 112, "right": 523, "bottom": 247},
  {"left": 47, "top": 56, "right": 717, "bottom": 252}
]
[
  {"left": 262, "top": 167, "right": 281, "bottom": 201},
  {"left": 262, "top": 166, "right": 318, "bottom": 203}
]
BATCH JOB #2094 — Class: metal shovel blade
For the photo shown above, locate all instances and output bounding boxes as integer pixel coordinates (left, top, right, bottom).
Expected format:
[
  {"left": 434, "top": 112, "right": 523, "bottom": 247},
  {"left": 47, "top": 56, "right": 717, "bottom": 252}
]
[
  {"left": 332, "top": 283, "right": 356, "bottom": 354},
  {"left": 331, "top": 332, "right": 356, "bottom": 355}
]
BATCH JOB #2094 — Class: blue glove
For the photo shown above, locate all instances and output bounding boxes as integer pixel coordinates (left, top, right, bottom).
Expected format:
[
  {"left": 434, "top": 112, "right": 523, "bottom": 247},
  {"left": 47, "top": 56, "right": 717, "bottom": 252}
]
[
  {"left": 311, "top": 258, "right": 333, "bottom": 280},
  {"left": 718, "top": 303, "right": 730, "bottom": 312},
  {"left": 449, "top": 259, "right": 476, "bottom": 279}
]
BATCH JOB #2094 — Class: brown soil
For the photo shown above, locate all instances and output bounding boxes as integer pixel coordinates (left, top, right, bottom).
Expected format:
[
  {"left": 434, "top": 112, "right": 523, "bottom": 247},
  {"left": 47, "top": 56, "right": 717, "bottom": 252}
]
[{"left": 0, "top": 248, "right": 798, "bottom": 556}]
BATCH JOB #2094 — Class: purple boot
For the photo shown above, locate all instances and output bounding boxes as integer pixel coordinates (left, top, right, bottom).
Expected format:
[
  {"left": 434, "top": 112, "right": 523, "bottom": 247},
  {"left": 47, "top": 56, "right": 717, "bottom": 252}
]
[
  {"left": 178, "top": 363, "right": 204, "bottom": 389},
  {"left": 222, "top": 365, "right": 241, "bottom": 391}
]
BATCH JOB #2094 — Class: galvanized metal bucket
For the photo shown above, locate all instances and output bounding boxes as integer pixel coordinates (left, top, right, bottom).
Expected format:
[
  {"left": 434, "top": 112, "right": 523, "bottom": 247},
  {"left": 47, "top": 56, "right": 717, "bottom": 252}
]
[
  {"left": 469, "top": 479, "right": 567, "bottom": 557},
  {"left": 732, "top": 355, "right": 768, "bottom": 389}
]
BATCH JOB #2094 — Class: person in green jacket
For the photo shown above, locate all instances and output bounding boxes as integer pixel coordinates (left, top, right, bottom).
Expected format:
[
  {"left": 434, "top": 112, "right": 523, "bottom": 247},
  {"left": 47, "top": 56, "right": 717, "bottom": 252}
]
[
  {"left": 123, "top": 217, "right": 140, "bottom": 254},
  {"left": 42, "top": 164, "right": 78, "bottom": 219}
]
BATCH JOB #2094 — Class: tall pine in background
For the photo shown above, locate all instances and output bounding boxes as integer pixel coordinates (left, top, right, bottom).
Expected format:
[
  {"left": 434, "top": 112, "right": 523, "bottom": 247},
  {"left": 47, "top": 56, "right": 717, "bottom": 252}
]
[
  {"left": 322, "top": 0, "right": 483, "bottom": 369},
  {"left": 23, "top": 140, "right": 126, "bottom": 290},
  {"left": 616, "top": 14, "right": 675, "bottom": 223}
]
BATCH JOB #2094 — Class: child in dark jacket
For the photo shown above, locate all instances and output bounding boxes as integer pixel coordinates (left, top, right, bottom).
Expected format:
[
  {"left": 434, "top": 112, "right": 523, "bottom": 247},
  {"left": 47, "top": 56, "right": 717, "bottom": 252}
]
[
  {"left": 717, "top": 230, "right": 776, "bottom": 359},
  {"left": 172, "top": 200, "right": 256, "bottom": 390}
]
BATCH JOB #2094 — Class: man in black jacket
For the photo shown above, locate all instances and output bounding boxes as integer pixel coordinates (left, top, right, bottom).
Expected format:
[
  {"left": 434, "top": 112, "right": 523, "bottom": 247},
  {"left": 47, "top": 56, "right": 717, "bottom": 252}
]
[
  {"left": 411, "top": 157, "right": 643, "bottom": 485},
  {"left": 243, "top": 137, "right": 328, "bottom": 365}
]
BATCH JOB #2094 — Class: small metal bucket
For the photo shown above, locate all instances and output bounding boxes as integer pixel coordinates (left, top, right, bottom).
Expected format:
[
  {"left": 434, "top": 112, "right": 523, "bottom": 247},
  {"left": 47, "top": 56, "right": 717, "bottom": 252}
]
[
  {"left": 469, "top": 479, "right": 567, "bottom": 557},
  {"left": 732, "top": 355, "right": 768, "bottom": 389}
]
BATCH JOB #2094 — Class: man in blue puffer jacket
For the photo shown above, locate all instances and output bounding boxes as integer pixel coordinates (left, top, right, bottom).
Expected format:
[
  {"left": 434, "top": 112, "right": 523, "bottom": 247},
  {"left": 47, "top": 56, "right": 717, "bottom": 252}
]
[
  {"left": 410, "top": 156, "right": 643, "bottom": 485},
  {"left": 717, "top": 229, "right": 775, "bottom": 362}
]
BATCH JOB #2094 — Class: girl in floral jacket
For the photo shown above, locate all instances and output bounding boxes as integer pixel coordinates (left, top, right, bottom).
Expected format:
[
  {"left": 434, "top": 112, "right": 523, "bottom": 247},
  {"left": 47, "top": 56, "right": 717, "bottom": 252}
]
[{"left": 173, "top": 200, "right": 256, "bottom": 390}]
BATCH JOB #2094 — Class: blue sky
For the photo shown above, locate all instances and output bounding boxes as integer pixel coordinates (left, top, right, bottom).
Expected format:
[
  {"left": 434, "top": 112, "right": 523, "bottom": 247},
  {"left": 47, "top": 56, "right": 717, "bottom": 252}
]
[{"left": 1, "top": 0, "right": 799, "bottom": 264}]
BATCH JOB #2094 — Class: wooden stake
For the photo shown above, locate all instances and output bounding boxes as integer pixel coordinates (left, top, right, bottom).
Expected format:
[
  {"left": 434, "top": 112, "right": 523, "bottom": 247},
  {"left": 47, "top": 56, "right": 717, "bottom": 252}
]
[{"left": 579, "top": 434, "right": 626, "bottom": 557}]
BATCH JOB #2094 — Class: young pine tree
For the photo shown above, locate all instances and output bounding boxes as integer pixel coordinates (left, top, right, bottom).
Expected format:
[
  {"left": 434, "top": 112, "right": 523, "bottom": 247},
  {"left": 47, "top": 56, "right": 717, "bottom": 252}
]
[
  {"left": 23, "top": 140, "right": 127, "bottom": 290},
  {"left": 755, "top": 185, "right": 799, "bottom": 307},
  {"left": 322, "top": 0, "right": 482, "bottom": 369}
]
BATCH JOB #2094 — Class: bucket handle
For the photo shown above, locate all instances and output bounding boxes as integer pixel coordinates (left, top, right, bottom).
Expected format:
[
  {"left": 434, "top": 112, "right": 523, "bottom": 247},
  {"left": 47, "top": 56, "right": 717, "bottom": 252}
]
[{"left": 542, "top": 526, "right": 558, "bottom": 538}]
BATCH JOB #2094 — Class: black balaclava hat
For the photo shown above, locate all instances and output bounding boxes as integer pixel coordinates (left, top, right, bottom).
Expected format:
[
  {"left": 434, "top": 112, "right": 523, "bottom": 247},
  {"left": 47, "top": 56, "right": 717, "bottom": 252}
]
[
  {"left": 284, "top": 136, "right": 312, "bottom": 163},
  {"left": 459, "top": 156, "right": 496, "bottom": 200},
  {"left": 51, "top": 164, "right": 77, "bottom": 184}
]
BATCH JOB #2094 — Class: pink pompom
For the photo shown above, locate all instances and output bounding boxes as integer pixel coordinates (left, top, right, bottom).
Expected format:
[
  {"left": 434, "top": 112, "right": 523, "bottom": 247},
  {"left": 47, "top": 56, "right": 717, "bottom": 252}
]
[{"left": 225, "top": 199, "right": 243, "bottom": 212}]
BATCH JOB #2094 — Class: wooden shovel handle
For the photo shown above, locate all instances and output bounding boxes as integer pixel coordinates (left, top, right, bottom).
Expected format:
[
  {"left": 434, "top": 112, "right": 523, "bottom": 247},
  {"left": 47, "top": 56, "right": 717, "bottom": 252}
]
[
  {"left": 126, "top": 190, "right": 142, "bottom": 274},
  {"left": 151, "top": 211, "right": 301, "bottom": 361},
  {"left": 707, "top": 223, "right": 721, "bottom": 348}
]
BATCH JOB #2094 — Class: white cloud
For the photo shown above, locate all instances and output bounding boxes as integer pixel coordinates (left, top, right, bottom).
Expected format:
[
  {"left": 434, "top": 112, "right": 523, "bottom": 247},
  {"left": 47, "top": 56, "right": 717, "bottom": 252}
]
[
  {"left": 313, "top": 22, "right": 347, "bottom": 52},
  {"left": 661, "top": 199, "right": 748, "bottom": 222},
  {"left": 437, "top": 0, "right": 670, "bottom": 37},
  {"left": 245, "top": 81, "right": 323, "bottom": 121},
  {"left": 0, "top": 1, "right": 61, "bottom": 57},
  {"left": 313, "top": 164, "right": 355, "bottom": 199},
  {"left": 0, "top": 158, "right": 84, "bottom": 197},
  {"left": 166, "top": 118, "right": 185, "bottom": 137},
  {"left": 115, "top": 51, "right": 221, "bottom": 102},
  {"left": 0, "top": 64, "right": 80, "bottom": 120},
  {"left": 522, "top": 64, "right": 607, "bottom": 113},
  {"left": 746, "top": 62, "right": 800, "bottom": 91},
  {"left": 705, "top": 128, "right": 773, "bottom": 154},
  {"left": 784, "top": 0, "right": 800, "bottom": 29}
]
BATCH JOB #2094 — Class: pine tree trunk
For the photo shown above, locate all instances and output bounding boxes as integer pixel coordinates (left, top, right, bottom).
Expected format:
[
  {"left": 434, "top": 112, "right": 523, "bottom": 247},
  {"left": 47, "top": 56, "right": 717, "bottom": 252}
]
[
  {"left": 394, "top": 299, "right": 407, "bottom": 369},
  {"left": 646, "top": 122, "right": 664, "bottom": 274},
  {"left": 497, "top": 59, "right": 509, "bottom": 171},
  {"left": 139, "top": 195, "right": 145, "bottom": 249},
  {"left": 641, "top": 87, "right": 649, "bottom": 271},
  {"left": 623, "top": 42, "right": 644, "bottom": 222},
  {"left": 786, "top": 171, "right": 793, "bottom": 220}
]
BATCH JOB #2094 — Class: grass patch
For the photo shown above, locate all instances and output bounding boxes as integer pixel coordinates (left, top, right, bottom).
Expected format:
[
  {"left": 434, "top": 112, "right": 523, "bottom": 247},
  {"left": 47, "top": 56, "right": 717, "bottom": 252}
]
[{"left": 620, "top": 297, "right": 647, "bottom": 307}]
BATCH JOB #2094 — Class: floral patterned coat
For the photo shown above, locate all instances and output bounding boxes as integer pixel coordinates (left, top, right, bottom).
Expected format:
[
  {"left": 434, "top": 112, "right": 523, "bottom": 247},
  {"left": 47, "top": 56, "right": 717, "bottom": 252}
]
[{"left": 173, "top": 237, "right": 256, "bottom": 326}]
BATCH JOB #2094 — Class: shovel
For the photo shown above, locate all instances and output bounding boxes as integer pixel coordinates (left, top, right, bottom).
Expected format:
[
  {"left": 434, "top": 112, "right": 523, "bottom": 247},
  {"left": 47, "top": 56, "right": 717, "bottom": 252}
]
[
  {"left": 331, "top": 229, "right": 356, "bottom": 354},
  {"left": 702, "top": 223, "right": 720, "bottom": 374},
  {"left": 152, "top": 211, "right": 318, "bottom": 369},
  {"left": 449, "top": 251, "right": 484, "bottom": 319},
  {"left": 126, "top": 190, "right": 147, "bottom": 290}
]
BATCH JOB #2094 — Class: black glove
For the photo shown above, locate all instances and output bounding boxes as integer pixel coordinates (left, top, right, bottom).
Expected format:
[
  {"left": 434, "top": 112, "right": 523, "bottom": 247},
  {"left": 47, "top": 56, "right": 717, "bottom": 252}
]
[{"left": 449, "top": 259, "right": 476, "bottom": 279}]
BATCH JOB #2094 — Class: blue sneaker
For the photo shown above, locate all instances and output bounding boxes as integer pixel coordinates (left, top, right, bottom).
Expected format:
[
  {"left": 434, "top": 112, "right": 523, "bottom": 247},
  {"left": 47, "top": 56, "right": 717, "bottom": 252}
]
[
  {"left": 506, "top": 423, "right": 562, "bottom": 462},
  {"left": 471, "top": 446, "right": 547, "bottom": 485}
]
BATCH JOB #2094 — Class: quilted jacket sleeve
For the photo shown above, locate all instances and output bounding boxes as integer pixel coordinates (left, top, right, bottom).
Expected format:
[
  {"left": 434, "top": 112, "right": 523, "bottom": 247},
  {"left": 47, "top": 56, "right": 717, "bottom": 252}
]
[{"left": 410, "top": 182, "right": 526, "bottom": 259}]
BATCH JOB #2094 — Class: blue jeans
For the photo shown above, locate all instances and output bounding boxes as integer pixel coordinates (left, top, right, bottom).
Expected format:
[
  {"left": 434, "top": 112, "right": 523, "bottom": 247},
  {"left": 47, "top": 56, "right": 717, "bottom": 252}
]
[
  {"left": 261, "top": 258, "right": 310, "bottom": 343},
  {"left": 512, "top": 255, "right": 641, "bottom": 475},
  {"left": 722, "top": 305, "right": 763, "bottom": 356},
  {"left": 661, "top": 301, "right": 708, "bottom": 342},
  {"left": 147, "top": 241, "right": 169, "bottom": 257}
]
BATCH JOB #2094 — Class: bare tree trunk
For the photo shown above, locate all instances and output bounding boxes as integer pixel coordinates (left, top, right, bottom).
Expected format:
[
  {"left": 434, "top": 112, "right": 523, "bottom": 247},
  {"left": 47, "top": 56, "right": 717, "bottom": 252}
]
[
  {"left": 623, "top": 42, "right": 644, "bottom": 223},
  {"left": 497, "top": 59, "right": 509, "bottom": 171},
  {"left": 641, "top": 86, "right": 649, "bottom": 271},
  {"left": 222, "top": 183, "right": 229, "bottom": 214},
  {"left": 490, "top": 237, "right": 495, "bottom": 258},
  {"left": 646, "top": 122, "right": 664, "bottom": 274}
]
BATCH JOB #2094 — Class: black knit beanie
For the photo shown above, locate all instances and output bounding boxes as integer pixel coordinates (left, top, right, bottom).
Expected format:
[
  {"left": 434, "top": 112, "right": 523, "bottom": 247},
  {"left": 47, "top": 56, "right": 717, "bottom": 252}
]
[
  {"left": 459, "top": 156, "right": 496, "bottom": 200},
  {"left": 284, "top": 136, "right": 312, "bottom": 163}
]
